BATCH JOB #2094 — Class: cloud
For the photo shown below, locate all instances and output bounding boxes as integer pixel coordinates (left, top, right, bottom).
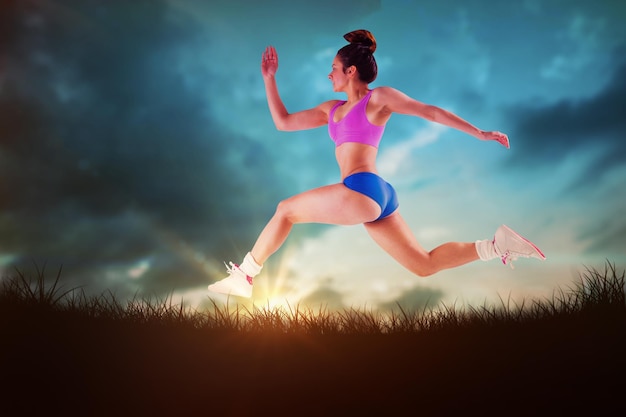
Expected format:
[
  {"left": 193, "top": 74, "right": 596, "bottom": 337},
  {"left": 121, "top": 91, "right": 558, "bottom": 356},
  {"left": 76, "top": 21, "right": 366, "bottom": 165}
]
[
  {"left": 378, "top": 285, "right": 445, "bottom": 312},
  {"left": 506, "top": 53, "right": 626, "bottom": 186},
  {"left": 540, "top": 13, "right": 609, "bottom": 81},
  {"left": 166, "top": 0, "right": 381, "bottom": 35},
  {"left": 378, "top": 123, "right": 448, "bottom": 178},
  {"left": 504, "top": 48, "right": 626, "bottom": 258},
  {"left": 300, "top": 280, "right": 347, "bottom": 311},
  {"left": 0, "top": 1, "right": 286, "bottom": 298}
]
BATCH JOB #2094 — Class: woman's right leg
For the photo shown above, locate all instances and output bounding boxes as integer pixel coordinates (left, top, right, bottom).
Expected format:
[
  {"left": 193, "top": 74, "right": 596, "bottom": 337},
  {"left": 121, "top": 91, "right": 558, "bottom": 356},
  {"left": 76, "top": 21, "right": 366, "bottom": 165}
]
[
  {"left": 207, "top": 182, "right": 381, "bottom": 296},
  {"left": 250, "top": 182, "right": 382, "bottom": 264}
]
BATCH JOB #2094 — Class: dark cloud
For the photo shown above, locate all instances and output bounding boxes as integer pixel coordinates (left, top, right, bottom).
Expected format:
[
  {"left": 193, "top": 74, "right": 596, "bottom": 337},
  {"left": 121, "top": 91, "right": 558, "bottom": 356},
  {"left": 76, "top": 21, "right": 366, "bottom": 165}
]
[
  {"left": 504, "top": 48, "right": 626, "bottom": 257},
  {"left": 578, "top": 213, "right": 626, "bottom": 257},
  {"left": 300, "top": 278, "right": 346, "bottom": 311},
  {"left": 379, "top": 286, "right": 445, "bottom": 313},
  {"left": 505, "top": 50, "right": 626, "bottom": 189},
  {"left": 0, "top": 1, "right": 285, "bottom": 297}
]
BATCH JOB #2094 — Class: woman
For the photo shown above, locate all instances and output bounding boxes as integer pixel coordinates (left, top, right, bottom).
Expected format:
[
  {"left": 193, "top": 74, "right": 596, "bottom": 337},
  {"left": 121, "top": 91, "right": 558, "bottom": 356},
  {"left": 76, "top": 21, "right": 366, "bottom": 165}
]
[{"left": 209, "top": 30, "right": 545, "bottom": 298}]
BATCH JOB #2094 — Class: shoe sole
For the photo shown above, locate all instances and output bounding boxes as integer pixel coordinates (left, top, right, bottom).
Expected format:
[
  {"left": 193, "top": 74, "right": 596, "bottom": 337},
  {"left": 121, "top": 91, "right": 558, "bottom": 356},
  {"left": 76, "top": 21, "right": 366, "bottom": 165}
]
[
  {"left": 501, "top": 224, "right": 546, "bottom": 260},
  {"left": 207, "top": 284, "right": 252, "bottom": 298}
]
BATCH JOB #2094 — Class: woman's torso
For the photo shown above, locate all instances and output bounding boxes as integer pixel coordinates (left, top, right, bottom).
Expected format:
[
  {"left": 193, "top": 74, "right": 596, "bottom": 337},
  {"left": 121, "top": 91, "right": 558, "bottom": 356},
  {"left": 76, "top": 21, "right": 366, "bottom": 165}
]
[
  {"left": 334, "top": 143, "right": 378, "bottom": 179},
  {"left": 327, "top": 88, "right": 391, "bottom": 179}
]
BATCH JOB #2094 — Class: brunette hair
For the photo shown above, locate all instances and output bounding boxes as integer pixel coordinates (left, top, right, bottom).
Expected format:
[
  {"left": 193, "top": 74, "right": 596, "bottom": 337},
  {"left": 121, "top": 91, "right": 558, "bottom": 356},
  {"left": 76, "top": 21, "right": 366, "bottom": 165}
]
[{"left": 336, "top": 29, "right": 378, "bottom": 83}]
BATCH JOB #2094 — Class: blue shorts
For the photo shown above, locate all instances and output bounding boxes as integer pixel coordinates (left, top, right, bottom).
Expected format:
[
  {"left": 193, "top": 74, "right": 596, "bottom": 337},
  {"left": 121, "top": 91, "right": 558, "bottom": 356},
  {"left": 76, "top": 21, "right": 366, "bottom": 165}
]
[{"left": 343, "top": 172, "right": 399, "bottom": 221}]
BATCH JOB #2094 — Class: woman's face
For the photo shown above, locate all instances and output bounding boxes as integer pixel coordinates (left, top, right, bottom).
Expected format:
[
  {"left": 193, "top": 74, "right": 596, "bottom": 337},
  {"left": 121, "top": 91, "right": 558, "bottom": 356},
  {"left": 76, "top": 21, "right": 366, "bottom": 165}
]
[{"left": 328, "top": 56, "right": 348, "bottom": 92}]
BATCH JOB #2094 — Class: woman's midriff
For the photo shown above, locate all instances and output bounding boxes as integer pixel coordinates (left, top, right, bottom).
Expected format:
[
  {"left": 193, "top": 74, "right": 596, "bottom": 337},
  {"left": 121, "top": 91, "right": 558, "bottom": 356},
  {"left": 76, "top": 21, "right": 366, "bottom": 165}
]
[{"left": 335, "top": 142, "right": 379, "bottom": 180}]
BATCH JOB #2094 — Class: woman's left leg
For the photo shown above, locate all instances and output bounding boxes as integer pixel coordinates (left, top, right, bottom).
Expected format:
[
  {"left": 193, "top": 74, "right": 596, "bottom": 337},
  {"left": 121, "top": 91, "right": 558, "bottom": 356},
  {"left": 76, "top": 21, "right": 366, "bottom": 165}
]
[{"left": 363, "top": 211, "right": 479, "bottom": 277}]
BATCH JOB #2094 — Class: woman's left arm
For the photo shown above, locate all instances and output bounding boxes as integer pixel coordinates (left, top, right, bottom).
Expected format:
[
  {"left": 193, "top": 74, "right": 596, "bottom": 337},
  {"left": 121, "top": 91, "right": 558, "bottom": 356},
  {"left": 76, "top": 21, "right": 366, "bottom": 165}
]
[{"left": 378, "top": 87, "right": 509, "bottom": 148}]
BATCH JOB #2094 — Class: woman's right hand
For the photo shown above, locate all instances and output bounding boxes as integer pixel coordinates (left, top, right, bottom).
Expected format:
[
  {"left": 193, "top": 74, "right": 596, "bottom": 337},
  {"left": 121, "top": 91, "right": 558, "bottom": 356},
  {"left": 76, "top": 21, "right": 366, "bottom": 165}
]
[{"left": 261, "top": 46, "right": 278, "bottom": 79}]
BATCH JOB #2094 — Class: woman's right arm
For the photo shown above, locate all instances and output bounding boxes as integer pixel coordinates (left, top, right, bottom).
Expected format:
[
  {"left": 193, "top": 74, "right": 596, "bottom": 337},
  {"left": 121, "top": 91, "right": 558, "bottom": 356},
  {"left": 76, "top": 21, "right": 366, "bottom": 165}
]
[{"left": 262, "top": 46, "right": 331, "bottom": 131}]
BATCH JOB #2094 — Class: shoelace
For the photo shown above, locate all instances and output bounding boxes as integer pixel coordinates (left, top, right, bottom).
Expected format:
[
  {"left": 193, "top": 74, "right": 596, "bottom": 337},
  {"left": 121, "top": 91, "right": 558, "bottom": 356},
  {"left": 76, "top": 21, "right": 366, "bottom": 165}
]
[
  {"left": 223, "top": 261, "right": 253, "bottom": 285},
  {"left": 501, "top": 250, "right": 535, "bottom": 269},
  {"left": 501, "top": 251, "right": 518, "bottom": 269}
]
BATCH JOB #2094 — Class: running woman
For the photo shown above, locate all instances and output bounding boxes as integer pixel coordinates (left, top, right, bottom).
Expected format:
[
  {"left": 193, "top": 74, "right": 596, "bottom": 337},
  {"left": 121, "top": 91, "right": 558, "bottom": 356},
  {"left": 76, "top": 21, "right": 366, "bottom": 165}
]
[{"left": 209, "top": 30, "right": 545, "bottom": 298}]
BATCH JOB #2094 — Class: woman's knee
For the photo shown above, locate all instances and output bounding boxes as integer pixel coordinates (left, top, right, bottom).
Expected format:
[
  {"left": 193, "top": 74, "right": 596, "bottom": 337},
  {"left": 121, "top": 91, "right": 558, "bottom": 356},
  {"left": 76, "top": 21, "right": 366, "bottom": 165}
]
[
  {"left": 414, "top": 268, "right": 436, "bottom": 278},
  {"left": 411, "top": 255, "right": 439, "bottom": 277},
  {"left": 275, "top": 199, "right": 297, "bottom": 223}
]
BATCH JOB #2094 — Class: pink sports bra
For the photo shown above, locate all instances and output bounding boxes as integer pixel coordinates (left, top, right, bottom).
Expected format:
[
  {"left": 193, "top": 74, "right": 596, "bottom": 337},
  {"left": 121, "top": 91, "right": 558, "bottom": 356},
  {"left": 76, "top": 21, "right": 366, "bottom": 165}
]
[{"left": 328, "top": 90, "right": 385, "bottom": 148}]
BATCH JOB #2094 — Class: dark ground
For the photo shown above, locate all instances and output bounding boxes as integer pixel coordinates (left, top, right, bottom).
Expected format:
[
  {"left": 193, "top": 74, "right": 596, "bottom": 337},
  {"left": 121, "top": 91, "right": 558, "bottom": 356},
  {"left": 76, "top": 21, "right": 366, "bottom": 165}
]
[{"left": 1, "top": 304, "right": 624, "bottom": 417}]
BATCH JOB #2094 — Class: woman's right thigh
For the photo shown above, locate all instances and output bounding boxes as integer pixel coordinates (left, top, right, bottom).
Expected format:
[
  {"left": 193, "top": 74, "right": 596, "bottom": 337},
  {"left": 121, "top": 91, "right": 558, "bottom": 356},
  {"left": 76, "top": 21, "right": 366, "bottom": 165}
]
[{"left": 277, "top": 183, "right": 382, "bottom": 225}]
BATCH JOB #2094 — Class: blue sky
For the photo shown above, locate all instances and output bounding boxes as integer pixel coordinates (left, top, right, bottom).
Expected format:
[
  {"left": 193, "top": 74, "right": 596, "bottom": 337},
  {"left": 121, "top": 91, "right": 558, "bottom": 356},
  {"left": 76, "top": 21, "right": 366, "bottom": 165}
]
[{"left": 2, "top": 0, "right": 625, "bottom": 312}]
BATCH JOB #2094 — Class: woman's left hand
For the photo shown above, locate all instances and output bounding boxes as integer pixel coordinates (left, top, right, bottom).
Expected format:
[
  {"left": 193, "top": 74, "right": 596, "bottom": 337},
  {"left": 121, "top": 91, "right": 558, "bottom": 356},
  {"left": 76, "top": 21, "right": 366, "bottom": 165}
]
[{"left": 482, "top": 131, "right": 510, "bottom": 148}]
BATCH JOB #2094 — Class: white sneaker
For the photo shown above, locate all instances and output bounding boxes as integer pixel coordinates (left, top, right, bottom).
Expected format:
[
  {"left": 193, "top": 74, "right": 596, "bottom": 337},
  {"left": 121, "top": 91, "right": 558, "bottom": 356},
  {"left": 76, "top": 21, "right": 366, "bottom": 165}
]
[
  {"left": 494, "top": 224, "right": 546, "bottom": 268},
  {"left": 208, "top": 262, "right": 253, "bottom": 298}
]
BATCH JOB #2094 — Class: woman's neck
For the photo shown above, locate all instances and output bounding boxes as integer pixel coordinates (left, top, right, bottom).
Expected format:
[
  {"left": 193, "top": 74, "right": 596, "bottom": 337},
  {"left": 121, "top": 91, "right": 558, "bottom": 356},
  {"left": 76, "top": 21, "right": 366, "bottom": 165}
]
[{"left": 344, "top": 83, "right": 370, "bottom": 104}]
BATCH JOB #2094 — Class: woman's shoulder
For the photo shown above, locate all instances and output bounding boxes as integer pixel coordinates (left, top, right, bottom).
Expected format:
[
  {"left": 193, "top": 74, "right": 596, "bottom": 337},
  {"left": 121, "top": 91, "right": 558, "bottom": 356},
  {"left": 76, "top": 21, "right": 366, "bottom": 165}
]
[
  {"left": 368, "top": 86, "right": 403, "bottom": 113},
  {"left": 317, "top": 99, "right": 345, "bottom": 114},
  {"left": 370, "top": 86, "right": 418, "bottom": 113},
  {"left": 370, "top": 86, "right": 403, "bottom": 99}
]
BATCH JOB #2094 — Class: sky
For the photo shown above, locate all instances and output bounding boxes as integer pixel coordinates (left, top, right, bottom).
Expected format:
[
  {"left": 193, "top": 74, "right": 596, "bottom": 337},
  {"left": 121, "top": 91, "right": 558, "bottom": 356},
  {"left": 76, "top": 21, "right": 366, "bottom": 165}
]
[{"left": 2, "top": 0, "right": 625, "bottom": 313}]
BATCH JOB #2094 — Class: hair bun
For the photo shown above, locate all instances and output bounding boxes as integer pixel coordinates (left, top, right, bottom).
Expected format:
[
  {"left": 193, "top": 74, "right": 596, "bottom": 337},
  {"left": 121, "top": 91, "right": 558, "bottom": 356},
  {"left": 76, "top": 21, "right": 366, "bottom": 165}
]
[{"left": 343, "top": 29, "right": 376, "bottom": 53}]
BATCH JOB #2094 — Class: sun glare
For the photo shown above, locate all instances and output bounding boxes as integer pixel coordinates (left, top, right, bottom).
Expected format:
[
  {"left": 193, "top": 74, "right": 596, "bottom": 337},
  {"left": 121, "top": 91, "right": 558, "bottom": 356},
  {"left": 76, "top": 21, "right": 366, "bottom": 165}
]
[{"left": 254, "top": 246, "right": 303, "bottom": 311}]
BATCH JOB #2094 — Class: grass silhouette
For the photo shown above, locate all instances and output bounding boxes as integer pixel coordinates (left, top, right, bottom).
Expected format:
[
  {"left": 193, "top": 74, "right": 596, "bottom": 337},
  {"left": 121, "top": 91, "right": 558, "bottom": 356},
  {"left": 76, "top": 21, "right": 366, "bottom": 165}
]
[{"left": 1, "top": 261, "right": 624, "bottom": 416}]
